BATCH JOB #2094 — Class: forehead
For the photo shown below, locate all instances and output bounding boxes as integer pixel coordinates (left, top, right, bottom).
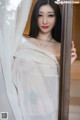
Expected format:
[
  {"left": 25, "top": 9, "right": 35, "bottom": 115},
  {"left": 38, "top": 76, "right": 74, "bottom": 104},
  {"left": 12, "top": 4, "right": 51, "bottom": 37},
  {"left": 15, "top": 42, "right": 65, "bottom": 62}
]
[{"left": 39, "top": 4, "right": 54, "bottom": 13}]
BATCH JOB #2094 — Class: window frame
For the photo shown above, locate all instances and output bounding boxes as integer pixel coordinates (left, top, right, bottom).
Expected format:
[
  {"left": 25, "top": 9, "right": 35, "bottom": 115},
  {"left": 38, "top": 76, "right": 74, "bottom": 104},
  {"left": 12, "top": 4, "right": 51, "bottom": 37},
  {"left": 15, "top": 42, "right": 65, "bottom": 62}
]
[{"left": 58, "top": 2, "right": 73, "bottom": 120}]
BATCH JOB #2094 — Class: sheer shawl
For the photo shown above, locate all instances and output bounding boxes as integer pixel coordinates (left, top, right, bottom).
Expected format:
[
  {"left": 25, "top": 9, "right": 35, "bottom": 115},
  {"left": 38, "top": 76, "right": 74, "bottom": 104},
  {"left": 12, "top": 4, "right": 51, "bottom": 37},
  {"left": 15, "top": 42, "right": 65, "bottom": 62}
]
[
  {"left": 12, "top": 36, "right": 60, "bottom": 120},
  {"left": 0, "top": 0, "right": 32, "bottom": 120}
]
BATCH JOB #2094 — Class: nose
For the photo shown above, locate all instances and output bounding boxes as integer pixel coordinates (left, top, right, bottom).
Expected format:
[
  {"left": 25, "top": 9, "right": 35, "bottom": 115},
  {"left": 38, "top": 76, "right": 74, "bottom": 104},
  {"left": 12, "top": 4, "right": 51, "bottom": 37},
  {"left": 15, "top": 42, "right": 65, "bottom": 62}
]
[{"left": 43, "top": 17, "right": 48, "bottom": 24}]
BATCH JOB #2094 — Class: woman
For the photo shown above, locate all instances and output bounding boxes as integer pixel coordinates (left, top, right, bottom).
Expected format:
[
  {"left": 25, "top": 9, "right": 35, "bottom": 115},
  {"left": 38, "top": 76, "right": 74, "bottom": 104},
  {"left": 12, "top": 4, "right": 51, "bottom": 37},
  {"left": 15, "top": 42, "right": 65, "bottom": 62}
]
[{"left": 12, "top": 0, "right": 77, "bottom": 120}]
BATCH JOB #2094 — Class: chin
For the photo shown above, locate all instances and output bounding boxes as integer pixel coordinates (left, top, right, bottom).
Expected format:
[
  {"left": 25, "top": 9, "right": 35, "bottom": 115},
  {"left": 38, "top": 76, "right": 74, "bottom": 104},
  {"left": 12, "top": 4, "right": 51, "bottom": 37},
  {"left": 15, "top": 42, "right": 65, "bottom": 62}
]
[{"left": 40, "top": 29, "right": 51, "bottom": 34}]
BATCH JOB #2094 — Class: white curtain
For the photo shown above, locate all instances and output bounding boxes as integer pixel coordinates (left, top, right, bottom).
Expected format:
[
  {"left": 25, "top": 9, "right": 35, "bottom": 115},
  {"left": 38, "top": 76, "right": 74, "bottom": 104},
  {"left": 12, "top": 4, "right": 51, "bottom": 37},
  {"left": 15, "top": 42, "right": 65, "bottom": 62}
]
[{"left": 0, "top": 0, "right": 32, "bottom": 120}]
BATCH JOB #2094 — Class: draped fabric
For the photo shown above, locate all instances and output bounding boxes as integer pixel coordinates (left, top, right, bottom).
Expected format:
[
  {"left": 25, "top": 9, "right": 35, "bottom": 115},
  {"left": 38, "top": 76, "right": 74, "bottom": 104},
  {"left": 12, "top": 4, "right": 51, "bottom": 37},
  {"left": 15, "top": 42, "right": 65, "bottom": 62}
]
[
  {"left": 12, "top": 36, "right": 60, "bottom": 120},
  {"left": 0, "top": 0, "right": 32, "bottom": 120},
  {"left": 0, "top": 0, "right": 60, "bottom": 120}
]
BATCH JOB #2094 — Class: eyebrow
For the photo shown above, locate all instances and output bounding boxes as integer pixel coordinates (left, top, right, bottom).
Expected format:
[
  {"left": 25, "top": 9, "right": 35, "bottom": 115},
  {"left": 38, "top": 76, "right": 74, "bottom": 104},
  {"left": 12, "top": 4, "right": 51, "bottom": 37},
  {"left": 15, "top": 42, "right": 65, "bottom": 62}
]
[
  {"left": 38, "top": 12, "right": 55, "bottom": 14},
  {"left": 48, "top": 12, "right": 55, "bottom": 13}
]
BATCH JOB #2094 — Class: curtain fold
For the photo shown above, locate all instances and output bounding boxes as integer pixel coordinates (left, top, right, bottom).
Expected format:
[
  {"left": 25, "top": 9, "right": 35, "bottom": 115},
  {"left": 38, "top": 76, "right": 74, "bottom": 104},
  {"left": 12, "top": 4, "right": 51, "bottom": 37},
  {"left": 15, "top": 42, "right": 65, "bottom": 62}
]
[{"left": 0, "top": 0, "right": 32, "bottom": 119}]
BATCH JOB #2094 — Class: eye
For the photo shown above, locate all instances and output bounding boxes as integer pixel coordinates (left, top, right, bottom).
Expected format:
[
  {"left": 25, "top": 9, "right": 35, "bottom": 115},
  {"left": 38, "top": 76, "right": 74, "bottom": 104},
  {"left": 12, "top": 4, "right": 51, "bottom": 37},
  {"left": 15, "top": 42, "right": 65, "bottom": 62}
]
[
  {"left": 48, "top": 14, "right": 55, "bottom": 17},
  {"left": 38, "top": 13, "right": 43, "bottom": 17}
]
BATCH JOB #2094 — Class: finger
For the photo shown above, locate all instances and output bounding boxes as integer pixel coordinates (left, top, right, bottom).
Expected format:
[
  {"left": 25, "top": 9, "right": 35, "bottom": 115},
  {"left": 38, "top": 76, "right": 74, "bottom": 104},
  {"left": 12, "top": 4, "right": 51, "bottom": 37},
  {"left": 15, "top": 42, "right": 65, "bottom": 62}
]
[
  {"left": 71, "top": 41, "right": 74, "bottom": 48},
  {"left": 71, "top": 48, "right": 76, "bottom": 52},
  {"left": 71, "top": 52, "right": 76, "bottom": 56},
  {"left": 71, "top": 52, "right": 77, "bottom": 58},
  {"left": 71, "top": 54, "right": 77, "bottom": 64}
]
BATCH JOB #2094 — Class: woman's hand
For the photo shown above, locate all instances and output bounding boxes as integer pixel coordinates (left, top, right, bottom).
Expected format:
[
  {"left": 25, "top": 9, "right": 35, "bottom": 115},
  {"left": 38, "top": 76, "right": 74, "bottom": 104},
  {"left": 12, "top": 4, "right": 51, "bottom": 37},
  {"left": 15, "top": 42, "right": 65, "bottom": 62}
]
[{"left": 71, "top": 41, "right": 77, "bottom": 64}]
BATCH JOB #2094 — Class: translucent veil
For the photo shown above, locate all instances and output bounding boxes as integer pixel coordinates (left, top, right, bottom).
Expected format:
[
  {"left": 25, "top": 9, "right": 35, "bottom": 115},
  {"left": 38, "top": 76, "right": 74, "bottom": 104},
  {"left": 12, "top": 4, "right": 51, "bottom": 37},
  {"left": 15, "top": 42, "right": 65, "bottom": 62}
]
[{"left": 0, "top": 0, "right": 32, "bottom": 119}]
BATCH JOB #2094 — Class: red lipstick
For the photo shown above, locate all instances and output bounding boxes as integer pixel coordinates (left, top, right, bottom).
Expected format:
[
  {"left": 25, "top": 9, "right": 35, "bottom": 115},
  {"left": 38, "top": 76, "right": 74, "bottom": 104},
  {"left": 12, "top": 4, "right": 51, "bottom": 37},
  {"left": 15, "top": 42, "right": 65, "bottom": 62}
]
[{"left": 42, "top": 26, "right": 49, "bottom": 29}]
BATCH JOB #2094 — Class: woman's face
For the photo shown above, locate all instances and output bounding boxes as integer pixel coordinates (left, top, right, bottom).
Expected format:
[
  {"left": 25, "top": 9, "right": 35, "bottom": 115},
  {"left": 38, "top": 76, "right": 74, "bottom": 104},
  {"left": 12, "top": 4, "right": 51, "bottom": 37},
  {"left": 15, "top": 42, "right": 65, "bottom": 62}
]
[{"left": 38, "top": 4, "right": 56, "bottom": 34}]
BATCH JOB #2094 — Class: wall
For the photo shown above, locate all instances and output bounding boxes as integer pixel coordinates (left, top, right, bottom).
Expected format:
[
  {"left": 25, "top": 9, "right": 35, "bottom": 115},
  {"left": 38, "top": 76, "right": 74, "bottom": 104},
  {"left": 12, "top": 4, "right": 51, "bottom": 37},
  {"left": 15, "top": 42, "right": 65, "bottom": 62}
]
[{"left": 72, "top": 4, "right": 80, "bottom": 60}]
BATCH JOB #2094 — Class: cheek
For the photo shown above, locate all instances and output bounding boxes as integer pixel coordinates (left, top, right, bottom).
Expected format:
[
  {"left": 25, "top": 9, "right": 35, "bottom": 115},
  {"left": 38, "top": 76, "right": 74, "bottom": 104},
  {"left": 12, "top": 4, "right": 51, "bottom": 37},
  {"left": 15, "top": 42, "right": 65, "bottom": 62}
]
[
  {"left": 38, "top": 18, "right": 42, "bottom": 26},
  {"left": 50, "top": 18, "right": 56, "bottom": 26}
]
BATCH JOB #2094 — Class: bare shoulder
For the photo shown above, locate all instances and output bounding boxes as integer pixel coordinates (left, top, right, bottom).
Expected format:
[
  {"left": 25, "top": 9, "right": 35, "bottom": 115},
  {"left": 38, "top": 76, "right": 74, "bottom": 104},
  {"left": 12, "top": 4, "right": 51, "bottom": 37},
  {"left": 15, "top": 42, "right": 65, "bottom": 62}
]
[
  {"left": 55, "top": 42, "right": 61, "bottom": 52},
  {"left": 50, "top": 40, "right": 61, "bottom": 53},
  {"left": 26, "top": 36, "right": 37, "bottom": 44}
]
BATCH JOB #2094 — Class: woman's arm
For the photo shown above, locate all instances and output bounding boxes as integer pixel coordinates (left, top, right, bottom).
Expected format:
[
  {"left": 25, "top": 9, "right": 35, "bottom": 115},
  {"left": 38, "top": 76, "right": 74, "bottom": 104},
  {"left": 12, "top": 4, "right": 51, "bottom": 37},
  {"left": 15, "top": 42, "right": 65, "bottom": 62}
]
[{"left": 71, "top": 41, "right": 77, "bottom": 64}]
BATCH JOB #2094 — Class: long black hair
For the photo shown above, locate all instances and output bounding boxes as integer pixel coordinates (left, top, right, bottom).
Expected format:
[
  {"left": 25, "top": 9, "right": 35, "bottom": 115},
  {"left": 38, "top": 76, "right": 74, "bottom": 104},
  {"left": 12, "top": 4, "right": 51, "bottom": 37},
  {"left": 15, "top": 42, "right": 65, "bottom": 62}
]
[{"left": 29, "top": 0, "right": 61, "bottom": 42}]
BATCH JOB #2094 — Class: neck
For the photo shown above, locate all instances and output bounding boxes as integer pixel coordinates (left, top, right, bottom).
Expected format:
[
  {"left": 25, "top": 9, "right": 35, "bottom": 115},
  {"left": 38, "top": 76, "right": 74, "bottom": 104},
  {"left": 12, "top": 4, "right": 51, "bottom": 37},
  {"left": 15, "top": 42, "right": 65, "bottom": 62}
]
[{"left": 37, "top": 32, "right": 52, "bottom": 42}]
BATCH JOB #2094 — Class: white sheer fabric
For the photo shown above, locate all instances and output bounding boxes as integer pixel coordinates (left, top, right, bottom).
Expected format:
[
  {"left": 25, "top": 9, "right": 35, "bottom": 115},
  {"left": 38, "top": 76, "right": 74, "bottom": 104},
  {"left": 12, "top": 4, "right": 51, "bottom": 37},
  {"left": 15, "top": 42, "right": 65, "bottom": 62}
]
[
  {"left": 0, "top": 0, "right": 32, "bottom": 120},
  {"left": 12, "top": 36, "right": 60, "bottom": 120},
  {"left": 0, "top": 0, "right": 60, "bottom": 120}
]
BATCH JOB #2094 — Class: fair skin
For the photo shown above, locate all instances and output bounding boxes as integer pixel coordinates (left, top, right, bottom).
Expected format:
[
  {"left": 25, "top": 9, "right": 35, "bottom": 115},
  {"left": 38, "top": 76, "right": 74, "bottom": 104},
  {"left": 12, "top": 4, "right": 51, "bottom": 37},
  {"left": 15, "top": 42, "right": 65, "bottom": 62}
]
[{"left": 29, "top": 5, "right": 77, "bottom": 64}]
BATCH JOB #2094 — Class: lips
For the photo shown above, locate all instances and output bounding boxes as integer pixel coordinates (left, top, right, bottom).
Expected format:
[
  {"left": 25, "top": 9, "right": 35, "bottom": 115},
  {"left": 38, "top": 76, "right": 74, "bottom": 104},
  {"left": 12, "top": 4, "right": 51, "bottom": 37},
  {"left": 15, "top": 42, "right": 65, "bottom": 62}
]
[{"left": 42, "top": 26, "right": 49, "bottom": 29}]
